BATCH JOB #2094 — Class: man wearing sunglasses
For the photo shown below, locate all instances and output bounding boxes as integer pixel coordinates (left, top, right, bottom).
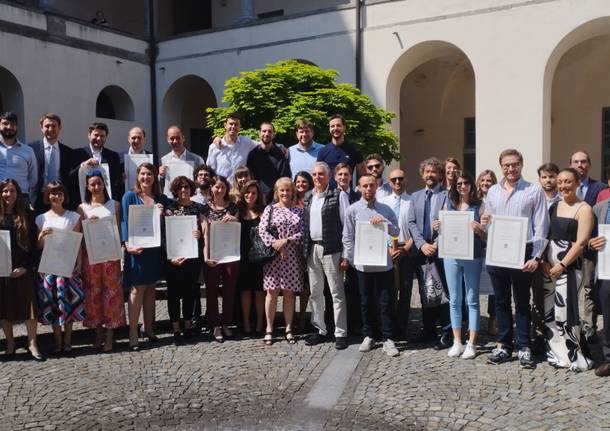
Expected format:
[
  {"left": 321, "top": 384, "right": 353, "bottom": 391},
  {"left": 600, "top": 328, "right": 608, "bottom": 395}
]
[{"left": 365, "top": 153, "right": 392, "bottom": 200}]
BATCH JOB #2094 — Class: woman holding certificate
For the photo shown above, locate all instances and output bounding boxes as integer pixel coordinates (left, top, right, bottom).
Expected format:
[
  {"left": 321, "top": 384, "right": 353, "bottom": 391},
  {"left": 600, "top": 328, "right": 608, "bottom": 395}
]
[
  {"left": 258, "top": 177, "right": 304, "bottom": 345},
  {"left": 36, "top": 180, "right": 83, "bottom": 355},
  {"left": 77, "top": 170, "right": 125, "bottom": 352},
  {"left": 436, "top": 171, "right": 486, "bottom": 359},
  {"left": 122, "top": 163, "right": 169, "bottom": 350},
  {"left": 202, "top": 176, "right": 240, "bottom": 342},
  {"left": 0, "top": 179, "right": 44, "bottom": 361},
  {"left": 541, "top": 168, "right": 594, "bottom": 371},
  {"left": 164, "top": 176, "right": 205, "bottom": 345}
]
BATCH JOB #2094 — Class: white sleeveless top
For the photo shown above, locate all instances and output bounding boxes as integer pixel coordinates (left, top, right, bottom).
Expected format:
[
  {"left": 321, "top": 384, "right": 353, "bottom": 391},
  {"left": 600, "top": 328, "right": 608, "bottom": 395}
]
[
  {"left": 35, "top": 210, "right": 80, "bottom": 231},
  {"left": 80, "top": 200, "right": 117, "bottom": 220}
]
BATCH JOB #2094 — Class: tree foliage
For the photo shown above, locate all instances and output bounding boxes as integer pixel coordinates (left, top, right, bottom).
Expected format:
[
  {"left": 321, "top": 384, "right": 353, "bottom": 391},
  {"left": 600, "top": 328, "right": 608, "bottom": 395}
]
[{"left": 206, "top": 60, "right": 399, "bottom": 162}]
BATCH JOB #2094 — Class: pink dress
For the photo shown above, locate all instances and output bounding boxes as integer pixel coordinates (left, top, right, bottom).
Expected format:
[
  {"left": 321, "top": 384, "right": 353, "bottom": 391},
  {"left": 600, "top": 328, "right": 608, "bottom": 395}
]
[{"left": 258, "top": 205, "right": 304, "bottom": 292}]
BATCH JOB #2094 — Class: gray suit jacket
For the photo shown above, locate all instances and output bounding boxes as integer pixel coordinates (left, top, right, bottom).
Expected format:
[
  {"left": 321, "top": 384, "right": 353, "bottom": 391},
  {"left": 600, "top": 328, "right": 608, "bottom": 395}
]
[{"left": 407, "top": 185, "right": 448, "bottom": 251}]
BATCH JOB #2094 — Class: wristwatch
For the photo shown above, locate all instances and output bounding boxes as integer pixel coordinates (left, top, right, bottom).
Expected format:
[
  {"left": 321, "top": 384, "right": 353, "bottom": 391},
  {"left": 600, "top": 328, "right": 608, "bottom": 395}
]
[{"left": 534, "top": 256, "right": 541, "bottom": 263}]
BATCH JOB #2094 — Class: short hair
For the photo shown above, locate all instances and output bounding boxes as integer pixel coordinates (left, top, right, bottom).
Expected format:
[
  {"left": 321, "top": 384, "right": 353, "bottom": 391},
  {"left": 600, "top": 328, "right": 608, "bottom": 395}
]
[
  {"left": 295, "top": 119, "right": 314, "bottom": 131},
  {"left": 537, "top": 162, "right": 560, "bottom": 177},
  {"left": 419, "top": 157, "right": 443, "bottom": 176},
  {"left": 43, "top": 180, "right": 69, "bottom": 205},
  {"left": 335, "top": 162, "right": 351, "bottom": 173},
  {"left": 365, "top": 153, "right": 384, "bottom": 165},
  {"left": 167, "top": 125, "right": 183, "bottom": 136},
  {"left": 88, "top": 122, "right": 109, "bottom": 135},
  {"left": 84, "top": 170, "right": 110, "bottom": 204},
  {"left": 0, "top": 112, "right": 18, "bottom": 124},
  {"left": 311, "top": 161, "right": 330, "bottom": 176},
  {"left": 212, "top": 175, "right": 231, "bottom": 202},
  {"left": 134, "top": 163, "right": 161, "bottom": 195},
  {"left": 39, "top": 113, "right": 61, "bottom": 127},
  {"left": 274, "top": 177, "right": 296, "bottom": 202},
  {"left": 128, "top": 126, "right": 145, "bottom": 137},
  {"left": 498, "top": 149, "right": 523, "bottom": 165},
  {"left": 194, "top": 164, "right": 215, "bottom": 180},
  {"left": 237, "top": 180, "right": 266, "bottom": 217},
  {"left": 559, "top": 167, "right": 581, "bottom": 182},
  {"left": 260, "top": 121, "right": 274, "bottom": 131},
  {"left": 358, "top": 173, "right": 377, "bottom": 184},
  {"left": 294, "top": 171, "right": 313, "bottom": 191},
  {"left": 569, "top": 150, "right": 591, "bottom": 164},
  {"left": 225, "top": 113, "right": 241, "bottom": 123},
  {"left": 328, "top": 114, "right": 345, "bottom": 126},
  {"left": 170, "top": 176, "right": 196, "bottom": 198}
]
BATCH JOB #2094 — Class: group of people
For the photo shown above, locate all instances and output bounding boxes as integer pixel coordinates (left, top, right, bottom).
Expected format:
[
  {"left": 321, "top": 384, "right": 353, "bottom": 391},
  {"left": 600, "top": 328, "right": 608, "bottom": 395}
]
[{"left": 0, "top": 110, "right": 609, "bottom": 378}]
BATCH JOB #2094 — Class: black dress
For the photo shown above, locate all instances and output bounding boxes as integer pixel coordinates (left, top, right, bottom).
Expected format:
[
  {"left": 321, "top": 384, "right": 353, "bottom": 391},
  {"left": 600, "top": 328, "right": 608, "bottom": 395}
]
[{"left": 237, "top": 217, "right": 263, "bottom": 292}]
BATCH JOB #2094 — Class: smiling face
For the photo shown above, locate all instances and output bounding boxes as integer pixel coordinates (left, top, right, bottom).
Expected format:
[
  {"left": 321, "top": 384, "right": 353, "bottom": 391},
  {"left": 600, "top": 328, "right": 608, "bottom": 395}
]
[
  {"left": 445, "top": 162, "right": 459, "bottom": 182},
  {"left": 335, "top": 167, "right": 351, "bottom": 190},
  {"left": 244, "top": 185, "right": 258, "bottom": 208},
  {"left": 88, "top": 128, "right": 107, "bottom": 151},
  {"left": 478, "top": 174, "right": 494, "bottom": 195},
  {"left": 48, "top": 189, "right": 65, "bottom": 207},
  {"left": 456, "top": 176, "right": 472, "bottom": 200},
  {"left": 211, "top": 180, "right": 227, "bottom": 201},
  {"left": 296, "top": 127, "right": 313, "bottom": 145},
  {"left": 41, "top": 118, "right": 60, "bottom": 143},
  {"left": 137, "top": 166, "right": 155, "bottom": 189},
  {"left": 277, "top": 183, "right": 293, "bottom": 206},
  {"left": 225, "top": 118, "right": 240, "bottom": 138},
  {"left": 312, "top": 166, "right": 329, "bottom": 191},
  {"left": 0, "top": 118, "right": 18, "bottom": 141},
  {"left": 500, "top": 155, "right": 522, "bottom": 183},
  {"left": 176, "top": 181, "right": 191, "bottom": 201},
  {"left": 294, "top": 176, "right": 310, "bottom": 195},
  {"left": 259, "top": 123, "right": 275, "bottom": 146},
  {"left": 421, "top": 164, "right": 440, "bottom": 188},
  {"left": 128, "top": 128, "right": 145, "bottom": 152},
  {"left": 167, "top": 127, "right": 185, "bottom": 154},
  {"left": 366, "top": 159, "right": 384, "bottom": 179},
  {"left": 329, "top": 118, "right": 345, "bottom": 141},
  {"left": 235, "top": 172, "right": 251, "bottom": 188},
  {"left": 1, "top": 183, "right": 18, "bottom": 209},
  {"left": 87, "top": 175, "right": 105, "bottom": 196},
  {"left": 557, "top": 170, "right": 579, "bottom": 199},
  {"left": 389, "top": 169, "right": 406, "bottom": 194}
]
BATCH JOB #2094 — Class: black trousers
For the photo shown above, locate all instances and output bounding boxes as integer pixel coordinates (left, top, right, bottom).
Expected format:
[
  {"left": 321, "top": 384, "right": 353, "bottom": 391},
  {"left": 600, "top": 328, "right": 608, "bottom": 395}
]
[
  {"left": 357, "top": 269, "right": 395, "bottom": 341},
  {"left": 415, "top": 253, "right": 451, "bottom": 336},
  {"left": 165, "top": 259, "right": 201, "bottom": 323},
  {"left": 598, "top": 280, "right": 610, "bottom": 362}
]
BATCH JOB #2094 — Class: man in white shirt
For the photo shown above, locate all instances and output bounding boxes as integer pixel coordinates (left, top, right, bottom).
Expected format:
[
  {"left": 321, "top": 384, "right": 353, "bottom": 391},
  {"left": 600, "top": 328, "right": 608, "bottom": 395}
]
[
  {"left": 365, "top": 153, "right": 391, "bottom": 199},
  {"left": 207, "top": 114, "right": 257, "bottom": 182},
  {"left": 159, "top": 125, "right": 205, "bottom": 192}
]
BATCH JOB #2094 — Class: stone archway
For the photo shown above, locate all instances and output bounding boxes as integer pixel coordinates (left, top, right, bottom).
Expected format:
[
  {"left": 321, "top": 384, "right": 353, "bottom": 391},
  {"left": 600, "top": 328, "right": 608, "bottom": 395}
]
[{"left": 0, "top": 66, "right": 25, "bottom": 141}]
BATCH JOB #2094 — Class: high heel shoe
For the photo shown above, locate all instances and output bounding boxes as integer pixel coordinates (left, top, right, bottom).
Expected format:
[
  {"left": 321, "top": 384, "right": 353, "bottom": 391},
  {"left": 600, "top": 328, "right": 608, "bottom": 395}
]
[{"left": 27, "top": 348, "right": 46, "bottom": 362}]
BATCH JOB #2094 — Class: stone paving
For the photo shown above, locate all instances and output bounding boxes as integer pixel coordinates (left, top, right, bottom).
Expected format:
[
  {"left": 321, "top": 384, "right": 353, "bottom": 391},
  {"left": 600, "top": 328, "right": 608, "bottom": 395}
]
[{"left": 1, "top": 293, "right": 609, "bottom": 430}]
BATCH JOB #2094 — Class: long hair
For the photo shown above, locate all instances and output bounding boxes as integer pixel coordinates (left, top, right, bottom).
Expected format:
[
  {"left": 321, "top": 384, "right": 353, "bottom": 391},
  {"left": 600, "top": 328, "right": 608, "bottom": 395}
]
[
  {"left": 84, "top": 170, "right": 110, "bottom": 204},
  {"left": 134, "top": 163, "right": 161, "bottom": 196},
  {"left": 449, "top": 170, "right": 481, "bottom": 209},
  {"left": 0, "top": 179, "right": 31, "bottom": 251},
  {"left": 476, "top": 169, "right": 498, "bottom": 200},
  {"left": 237, "top": 180, "right": 266, "bottom": 217}
]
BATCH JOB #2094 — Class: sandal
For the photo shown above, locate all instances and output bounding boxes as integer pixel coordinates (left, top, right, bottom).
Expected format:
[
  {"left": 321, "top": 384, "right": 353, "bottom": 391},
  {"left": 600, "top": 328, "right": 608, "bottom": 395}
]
[
  {"left": 213, "top": 327, "right": 224, "bottom": 343},
  {"left": 263, "top": 332, "right": 273, "bottom": 346},
  {"left": 285, "top": 331, "right": 296, "bottom": 344}
]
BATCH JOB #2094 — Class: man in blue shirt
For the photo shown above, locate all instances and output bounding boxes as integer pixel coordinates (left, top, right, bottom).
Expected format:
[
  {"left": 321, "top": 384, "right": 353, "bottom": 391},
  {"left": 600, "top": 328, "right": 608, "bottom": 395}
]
[{"left": 288, "top": 119, "right": 323, "bottom": 178}]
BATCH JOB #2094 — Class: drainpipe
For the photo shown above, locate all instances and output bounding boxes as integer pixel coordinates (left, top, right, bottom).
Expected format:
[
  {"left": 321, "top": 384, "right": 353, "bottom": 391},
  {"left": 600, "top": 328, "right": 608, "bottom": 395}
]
[
  {"left": 147, "top": 0, "right": 159, "bottom": 160},
  {"left": 355, "top": 0, "right": 362, "bottom": 90}
]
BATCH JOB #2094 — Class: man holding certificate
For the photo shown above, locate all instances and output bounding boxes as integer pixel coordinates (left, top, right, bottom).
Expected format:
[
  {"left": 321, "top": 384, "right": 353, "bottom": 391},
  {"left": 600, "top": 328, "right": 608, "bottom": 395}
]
[
  {"left": 482, "top": 149, "right": 549, "bottom": 369},
  {"left": 159, "top": 126, "right": 205, "bottom": 193},
  {"left": 343, "top": 174, "right": 400, "bottom": 357}
]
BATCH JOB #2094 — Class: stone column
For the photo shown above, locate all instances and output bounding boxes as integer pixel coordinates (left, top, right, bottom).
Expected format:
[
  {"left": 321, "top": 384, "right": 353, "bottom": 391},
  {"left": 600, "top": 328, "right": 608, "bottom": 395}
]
[{"left": 238, "top": 0, "right": 256, "bottom": 24}]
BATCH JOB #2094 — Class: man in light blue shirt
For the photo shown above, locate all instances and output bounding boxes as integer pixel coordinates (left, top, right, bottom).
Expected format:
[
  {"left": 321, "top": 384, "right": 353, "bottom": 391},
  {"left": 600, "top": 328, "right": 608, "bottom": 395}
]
[
  {"left": 0, "top": 112, "right": 38, "bottom": 204},
  {"left": 288, "top": 119, "right": 323, "bottom": 178}
]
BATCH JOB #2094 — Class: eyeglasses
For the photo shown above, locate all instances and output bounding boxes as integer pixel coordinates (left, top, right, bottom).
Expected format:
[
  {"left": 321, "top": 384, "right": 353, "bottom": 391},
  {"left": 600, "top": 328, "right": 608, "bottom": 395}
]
[
  {"left": 177, "top": 184, "right": 190, "bottom": 190},
  {"left": 390, "top": 177, "right": 404, "bottom": 182},
  {"left": 456, "top": 181, "right": 470, "bottom": 187},
  {"left": 501, "top": 162, "right": 521, "bottom": 170},
  {"left": 366, "top": 163, "right": 382, "bottom": 170}
]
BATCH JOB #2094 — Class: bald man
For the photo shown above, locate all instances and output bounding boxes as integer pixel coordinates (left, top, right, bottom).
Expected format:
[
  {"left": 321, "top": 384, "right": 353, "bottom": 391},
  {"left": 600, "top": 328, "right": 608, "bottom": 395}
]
[{"left": 159, "top": 125, "right": 205, "bottom": 194}]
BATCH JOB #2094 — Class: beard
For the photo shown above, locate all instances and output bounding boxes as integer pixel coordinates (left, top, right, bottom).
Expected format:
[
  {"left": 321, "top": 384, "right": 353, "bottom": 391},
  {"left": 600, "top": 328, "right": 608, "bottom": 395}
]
[{"left": 0, "top": 129, "right": 17, "bottom": 140}]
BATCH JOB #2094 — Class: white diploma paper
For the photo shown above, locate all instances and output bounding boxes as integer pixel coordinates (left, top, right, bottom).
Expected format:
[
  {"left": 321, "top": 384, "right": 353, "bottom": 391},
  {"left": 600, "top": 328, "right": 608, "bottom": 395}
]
[
  {"left": 210, "top": 221, "right": 241, "bottom": 263},
  {"left": 124, "top": 154, "right": 154, "bottom": 192},
  {"left": 0, "top": 230, "right": 12, "bottom": 277},
  {"left": 596, "top": 224, "right": 610, "bottom": 280},
  {"left": 165, "top": 215, "right": 199, "bottom": 260},
  {"left": 485, "top": 215, "right": 528, "bottom": 269},
  {"left": 82, "top": 217, "right": 123, "bottom": 265},
  {"left": 128, "top": 205, "right": 161, "bottom": 248},
  {"left": 438, "top": 210, "right": 474, "bottom": 260},
  {"left": 39, "top": 230, "right": 83, "bottom": 278},
  {"left": 354, "top": 221, "right": 388, "bottom": 267},
  {"left": 79, "top": 163, "right": 112, "bottom": 203},
  {"left": 163, "top": 161, "right": 194, "bottom": 196}
]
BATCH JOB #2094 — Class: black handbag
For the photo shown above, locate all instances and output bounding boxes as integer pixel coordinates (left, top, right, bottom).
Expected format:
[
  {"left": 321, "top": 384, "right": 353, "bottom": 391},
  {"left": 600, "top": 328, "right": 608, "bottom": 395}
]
[{"left": 248, "top": 205, "right": 279, "bottom": 264}]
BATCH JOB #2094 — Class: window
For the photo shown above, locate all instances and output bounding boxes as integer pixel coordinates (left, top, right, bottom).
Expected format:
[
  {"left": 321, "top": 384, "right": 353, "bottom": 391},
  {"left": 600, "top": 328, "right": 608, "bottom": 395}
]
[
  {"left": 603, "top": 107, "right": 610, "bottom": 180},
  {"left": 463, "top": 117, "right": 476, "bottom": 174},
  {"left": 95, "top": 86, "right": 134, "bottom": 121}
]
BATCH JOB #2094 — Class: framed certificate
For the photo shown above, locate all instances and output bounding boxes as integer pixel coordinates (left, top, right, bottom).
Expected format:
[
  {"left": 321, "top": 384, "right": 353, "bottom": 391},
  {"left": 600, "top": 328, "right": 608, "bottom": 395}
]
[
  {"left": 597, "top": 224, "right": 610, "bottom": 280},
  {"left": 438, "top": 210, "right": 474, "bottom": 260},
  {"left": 82, "top": 217, "right": 122, "bottom": 265},
  {"left": 485, "top": 215, "right": 528, "bottom": 269},
  {"left": 39, "top": 230, "right": 83, "bottom": 278},
  {"left": 124, "top": 154, "right": 153, "bottom": 192},
  {"left": 165, "top": 215, "right": 199, "bottom": 260},
  {"left": 128, "top": 205, "right": 161, "bottom": 248},
  {"left": 78, "top": 163, "right": 112, "bottom": 203},
  {"left": 0, "top": 230, "right": 12, "bottom": 277},
  {"left": 354, "top": 221, "right": 388, "bottom": 267},
  {"left": 163, "top": 160, "right": 194, "bottom": 196},
  {"left": 210, "top": 221, "right": 241, "bottom": 263}
]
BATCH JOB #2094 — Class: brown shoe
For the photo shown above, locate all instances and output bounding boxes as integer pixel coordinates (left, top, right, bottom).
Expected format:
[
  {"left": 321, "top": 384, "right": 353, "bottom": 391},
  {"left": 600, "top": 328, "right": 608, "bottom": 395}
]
[{"left": 595, "top": 362, "right": 610, "bottom": 377}]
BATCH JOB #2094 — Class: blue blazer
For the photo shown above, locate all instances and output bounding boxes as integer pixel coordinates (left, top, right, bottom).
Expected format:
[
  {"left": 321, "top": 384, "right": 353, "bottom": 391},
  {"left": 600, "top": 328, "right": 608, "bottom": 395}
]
[
  {"left": 407, "top": 186, "right": 448, "bottom": 252},
  {"left": 583, "top": 178, "right": 607, "bottom": 207}
]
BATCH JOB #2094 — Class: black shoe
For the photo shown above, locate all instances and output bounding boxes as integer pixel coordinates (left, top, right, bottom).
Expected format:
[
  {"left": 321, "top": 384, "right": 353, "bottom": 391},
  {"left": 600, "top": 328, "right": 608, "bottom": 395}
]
[
  {"left": 434, "top": 332, "right": 452, "bottom": 350},
  {"left": 518, "top": 347, "right": 536, "bottom": 369},
  {"left": 183, "top": 328, "right": 196, "bottom": 343},
  {"left": 531, "top": 336, "right": 545, "bottom": 356},
  {"left": 488, "top": 347, "right": 511, "bottom": 365},
  {"left": 173, "top": 332, "right": 185, "bottom": 346},
  {"left": 410, "top": 332, "right": 437, "bottom": 344},
  {"left": 304, "top": 333, "right": 326, "bottom": 346},
  {"left": 335, "top": 337, "right": 348, "bottom": 350},
  {"left": 586, "top": 332, "right": 599, "bottom": 345}
]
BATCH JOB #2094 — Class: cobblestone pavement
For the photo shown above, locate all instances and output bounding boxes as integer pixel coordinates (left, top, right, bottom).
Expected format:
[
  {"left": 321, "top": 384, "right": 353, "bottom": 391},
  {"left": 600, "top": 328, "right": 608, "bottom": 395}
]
[{"left": 1, "top": 294, "right": 609, "bottom": 430}]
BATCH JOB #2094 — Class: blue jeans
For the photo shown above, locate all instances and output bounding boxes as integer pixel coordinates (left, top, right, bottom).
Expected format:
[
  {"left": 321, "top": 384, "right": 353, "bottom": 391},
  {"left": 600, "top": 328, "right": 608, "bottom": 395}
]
[{"left": 444, "top": 258, "right": 482, "bottom": 331}]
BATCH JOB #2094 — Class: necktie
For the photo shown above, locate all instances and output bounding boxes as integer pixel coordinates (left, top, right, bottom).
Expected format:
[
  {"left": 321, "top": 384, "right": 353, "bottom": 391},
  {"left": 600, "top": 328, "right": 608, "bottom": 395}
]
[
  {"left": 577, "top": 183, "right": 585, "bottom": 200},
  {"left": 46, "top": 145, "right": 57, "bottom": 183},
  {"left": 423, "top": 190, "right": 432, "bottom": 242},
  {"left": 393, "top": 196, "right": 401, "bottom": 219}
]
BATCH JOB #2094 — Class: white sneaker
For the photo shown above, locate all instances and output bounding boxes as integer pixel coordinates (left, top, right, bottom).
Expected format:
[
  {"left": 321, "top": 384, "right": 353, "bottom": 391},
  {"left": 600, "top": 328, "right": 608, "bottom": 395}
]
[
  {"left": 461, "top": 343, "right": 476, "bottom": 359},
  {"left": 382, "top": 339, "right": 399, "bottom": 357},
  {"left": 359, "top": 336, "right": 375, "bottom": 352},
  {"left": 447, "top": 342, "right": 465, "bottom": 357}
]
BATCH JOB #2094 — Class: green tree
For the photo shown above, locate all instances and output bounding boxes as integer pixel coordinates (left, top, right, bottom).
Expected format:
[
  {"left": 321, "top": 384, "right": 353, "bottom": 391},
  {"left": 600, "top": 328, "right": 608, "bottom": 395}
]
[{"left": 206, "top": 60, "right": 399, "bottom": 162}]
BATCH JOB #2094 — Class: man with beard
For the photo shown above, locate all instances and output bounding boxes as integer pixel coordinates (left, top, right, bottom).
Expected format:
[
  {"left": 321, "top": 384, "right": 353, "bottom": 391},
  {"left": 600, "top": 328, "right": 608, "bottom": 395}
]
[
  {"left": 0, "top": 112, "right": 38, "bottom": 205},
  {"left": 538, "top": 163, "right": 561, "bottom": 209},
  {"left": 288, "top": 119, "right": 323, "bottom": 178},
  {"left": 246, "top": 122, "right": 291, "bottom": 203},
  {"left": 364, "top": 153, "right": 391, "bottom": 199},
  {"left": 192, "top": 164, "right": 215, "bottom": 205}
]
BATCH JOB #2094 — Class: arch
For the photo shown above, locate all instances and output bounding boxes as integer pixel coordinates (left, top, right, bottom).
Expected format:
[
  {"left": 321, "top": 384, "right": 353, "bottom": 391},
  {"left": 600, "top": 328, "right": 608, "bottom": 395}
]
[
  {"left": 161, "top": 74, "right": 217, "bottom": 159},
  {"left": 385, "top": 41, "right": 476, "bottom": 188},
  {"left": 544, "top": 17, "right": 610, "bottom": 178},
  {"left": 0, "top": 66, "right": 25, "bottom": 139},
  {"left": 95, "top": 85, "right": 135, "bottom": 121}
]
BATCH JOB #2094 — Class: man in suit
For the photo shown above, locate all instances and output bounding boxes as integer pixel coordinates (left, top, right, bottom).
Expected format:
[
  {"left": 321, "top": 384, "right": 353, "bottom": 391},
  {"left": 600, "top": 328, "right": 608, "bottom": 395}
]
[
  {"left": 159, "top": 125, "right": 205, "bottom": 194},
  {"left": 29, "top": 113, "right": 72, "bottom": 212},
  {"left": 69, "top": 122, "right": 122, "bottom": 206},
  {"left": 570, "top": 150, "right": 607, "bottom": 342},
  {"left": 407, "top": 157, "right": 452, "bottom": 349}
]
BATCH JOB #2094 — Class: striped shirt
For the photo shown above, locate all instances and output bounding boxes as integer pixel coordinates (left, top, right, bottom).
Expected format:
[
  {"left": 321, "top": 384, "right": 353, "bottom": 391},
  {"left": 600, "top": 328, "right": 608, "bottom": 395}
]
[{"left": 485, "top": 177, "right": 549, "bottom": 258}]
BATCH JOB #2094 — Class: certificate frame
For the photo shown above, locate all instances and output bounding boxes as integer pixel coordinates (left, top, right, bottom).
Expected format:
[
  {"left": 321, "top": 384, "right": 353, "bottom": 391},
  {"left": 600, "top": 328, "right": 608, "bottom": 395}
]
[
  {"left": 210, "top": 221, "right": 241, "bottom": 263},
  {"left": 38, "top": 230, "right": 83, "bottom": 278},
  {"left": 165, "top": 215, "right": 199, "bottom": 260},
  {"left": 82, "top": 217, "right": 123, "bottom": 265},
  {"left": 597, "top": 224, "right": 610, "bottom": 280},
  {"left": 0, "top": 230, "right": 12, "bottom": 277},
  {"left": 485, "top": 215, "right": 528, "bottom": 269},
  {"left": 128, "top": 205, "right": 161, "bottom": 248},
  {"left": 163, "top": 160, "right": 194, "bottom": 196},
  {"left": 79, "top": 163, "right": 112, "bottom": 203},
  {"left": 438, "top": 210, "right": 474, "bottom": 260},
  {"left": 124, "top": 154, "right": 154, "bottom": 192},
  {"left": 354, "top": 220, "right": 388, "bottom": 267}
]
